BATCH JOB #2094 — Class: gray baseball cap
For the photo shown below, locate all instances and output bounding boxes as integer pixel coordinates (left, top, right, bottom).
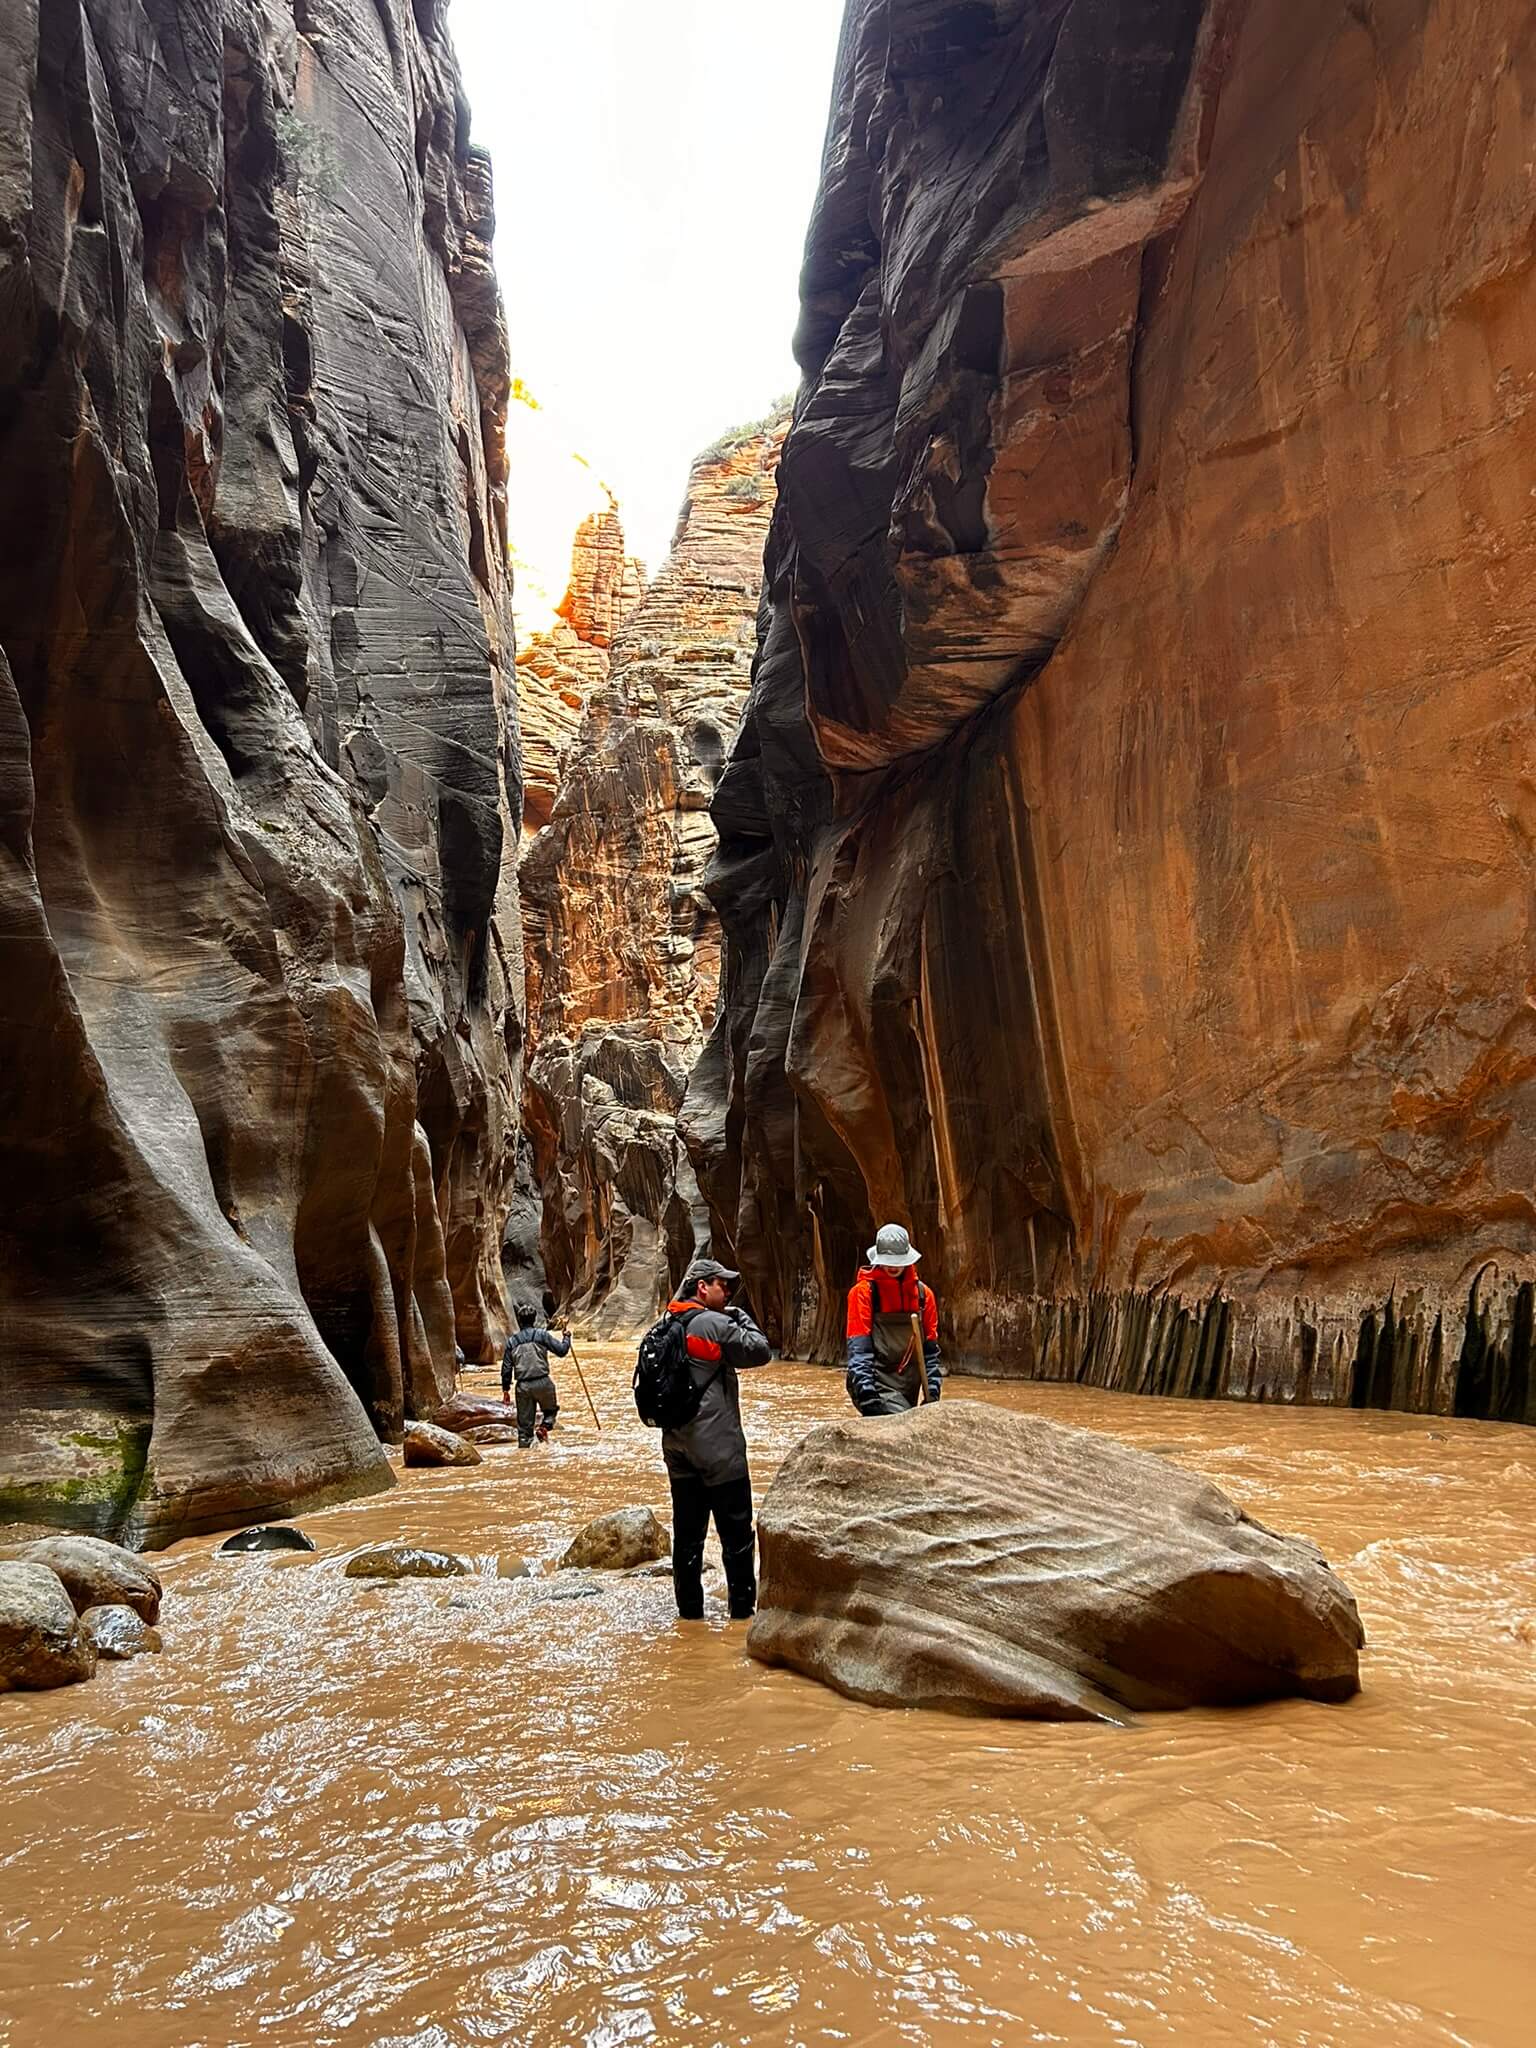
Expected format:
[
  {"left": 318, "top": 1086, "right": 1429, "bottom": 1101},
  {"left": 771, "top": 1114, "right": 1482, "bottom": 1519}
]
[
  {"left": 867, "top": 1223, "right": 921, "bottom": 1268},
  {"left": 682, "top": 1257, "right": 741, "bottom": 1292}
]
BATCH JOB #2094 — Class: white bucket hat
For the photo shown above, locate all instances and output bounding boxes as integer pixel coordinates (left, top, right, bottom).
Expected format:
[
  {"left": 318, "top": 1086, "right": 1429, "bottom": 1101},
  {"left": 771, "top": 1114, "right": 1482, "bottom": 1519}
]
[{"left": 867, "top": 1222, "right": 921, "bottom": 1268}]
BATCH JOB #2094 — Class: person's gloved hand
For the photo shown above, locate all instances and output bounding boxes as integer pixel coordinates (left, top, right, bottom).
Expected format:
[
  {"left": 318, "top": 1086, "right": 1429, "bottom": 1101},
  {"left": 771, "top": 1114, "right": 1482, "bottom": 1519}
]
[{"left": 724, "top": 1304, "right": 756, "bottom": 1328}]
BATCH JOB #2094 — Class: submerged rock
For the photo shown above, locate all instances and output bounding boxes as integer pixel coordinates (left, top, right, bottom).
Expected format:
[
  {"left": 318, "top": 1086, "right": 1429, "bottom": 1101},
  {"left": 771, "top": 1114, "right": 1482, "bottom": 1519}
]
[
  {"left": 402, "top": 1422, "right": 482, "bottom": 1469},
  {"left": 463, "top": 1424, "right": 522, "bottom": 1446},
  {"left": 431, "top": 1394, "right": 519, "bottom": 1437},
  {"left": 560, "top": 1508, "right": 670, "bottom": 1571},
  {"left": 496, "top": 1554, "right": 532, "bottom": 1581},
  {"left": 543, "top": 1577, "right": 602, "bottom": 1602},
  {"left": 219, "top": 1526, "right": 316, "bottom": 1554},
  {"left": 24, "top": 1536, "right": 162, "bottom": 1624},
  {"left": 0, "top": 1562, "right": 97, "bottom": 1691},
  {"left": 344, "top": 1547, "right": 471, "bottom": 1581},
  {"left": 81, "top": 1605, "right": 163, "bottom": 1661},
  {"left": 749, "top": 1401, "right": 1364, "bottom": 1721}
]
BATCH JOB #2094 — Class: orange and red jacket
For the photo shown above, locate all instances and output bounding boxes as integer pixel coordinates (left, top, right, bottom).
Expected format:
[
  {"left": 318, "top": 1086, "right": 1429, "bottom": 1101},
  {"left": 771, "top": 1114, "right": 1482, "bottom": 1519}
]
[{"left": 846, "top": 1265, "right": 941, "bottom": 1401}]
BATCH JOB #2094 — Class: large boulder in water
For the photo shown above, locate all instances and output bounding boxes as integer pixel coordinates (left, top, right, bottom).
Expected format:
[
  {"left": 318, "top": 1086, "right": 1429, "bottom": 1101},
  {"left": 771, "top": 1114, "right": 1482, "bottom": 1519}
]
[
  {"left": 0, "top": 1562, "right": 97, "bottom": 1691},
  {"left": 402, "top": 1421, "right": 481, "bottom": 1468},
  {"left": 24, "top": 1535, "right": 162, "bottom": 1624},
  {"left": 748, "top": 1401, "right": 1364, "bottom": 1720},
  {"left": 431, "top": 1393, "right": 517, "bottom": 1435}
]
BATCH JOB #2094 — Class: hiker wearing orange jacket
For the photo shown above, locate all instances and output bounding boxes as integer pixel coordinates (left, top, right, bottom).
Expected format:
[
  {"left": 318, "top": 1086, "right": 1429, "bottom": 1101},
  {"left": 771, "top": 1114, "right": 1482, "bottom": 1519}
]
[{"left": 845, "top": 1224, "right": 942, "bottom": 1415}]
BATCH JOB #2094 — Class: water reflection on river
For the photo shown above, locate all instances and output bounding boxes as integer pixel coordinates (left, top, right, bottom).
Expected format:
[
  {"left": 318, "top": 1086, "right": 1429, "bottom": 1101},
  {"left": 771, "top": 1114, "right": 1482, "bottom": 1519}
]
[{"left": 3, "top": 1355, "right": 1534, "bottom": 2047}]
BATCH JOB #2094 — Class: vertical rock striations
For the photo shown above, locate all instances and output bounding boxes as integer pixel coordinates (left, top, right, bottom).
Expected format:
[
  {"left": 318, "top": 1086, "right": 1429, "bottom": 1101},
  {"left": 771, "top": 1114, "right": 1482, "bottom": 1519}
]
[
  {"left": 0, "top": 0, "right": 521, "bottom": 1544},
  {"left": 514, "top": 496, "right": 644, "bottom": 832},
  {"left": 520, "top": 419, "right": 785, "bottom": 1330},
  {"left": 691, "top": 0, "right": 1536, "bottom": 1419}
]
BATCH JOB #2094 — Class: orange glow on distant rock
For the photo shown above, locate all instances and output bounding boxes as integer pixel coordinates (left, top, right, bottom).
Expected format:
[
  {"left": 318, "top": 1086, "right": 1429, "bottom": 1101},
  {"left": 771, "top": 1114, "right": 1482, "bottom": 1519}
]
[{"left": 504, "top": 381, "right": 625, "bottom": 638}]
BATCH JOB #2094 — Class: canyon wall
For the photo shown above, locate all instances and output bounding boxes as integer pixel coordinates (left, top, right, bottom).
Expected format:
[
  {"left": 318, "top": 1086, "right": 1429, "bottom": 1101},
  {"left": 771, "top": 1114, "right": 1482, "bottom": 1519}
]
[
  {"left": 690, "top": 0, "right": 1536, "bottom": 1419},
  {"left": 0, "top": 0, "right": 521, "bottom": 1543},
  {"left": 520, "top": 420, "right": 784, "bottom": 1329},
  {"left": 515, "top": 496, "right": 644, "bottom": 832}
]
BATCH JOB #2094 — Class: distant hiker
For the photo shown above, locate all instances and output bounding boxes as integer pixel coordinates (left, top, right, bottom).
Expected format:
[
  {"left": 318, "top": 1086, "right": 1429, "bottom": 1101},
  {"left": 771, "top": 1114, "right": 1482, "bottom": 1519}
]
[
  {"left": 846, "top": 1224, "right": 942, "bottom": 1415},
  {"left": 502, "top": 1302, "right": 571, "bottom": 1447},
  {"left": 635, "top": 1258, "right": 771, "bottom": 1621}
]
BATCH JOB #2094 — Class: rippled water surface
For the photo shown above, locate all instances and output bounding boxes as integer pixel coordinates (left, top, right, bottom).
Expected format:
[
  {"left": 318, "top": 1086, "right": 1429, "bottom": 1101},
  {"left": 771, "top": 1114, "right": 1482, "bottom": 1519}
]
[{"left": 4, "top": 1354, "right": 1535, "bottom": 2047}]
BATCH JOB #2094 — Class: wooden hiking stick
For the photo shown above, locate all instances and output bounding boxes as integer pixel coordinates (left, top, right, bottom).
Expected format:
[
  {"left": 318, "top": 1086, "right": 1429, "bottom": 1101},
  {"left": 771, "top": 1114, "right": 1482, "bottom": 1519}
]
[
  {"left": 909, "top": 1313, "right": 927, "bottom": 1406},
  {"left": 566, "top": 1337, "right": 603, "bottom": 1432}
]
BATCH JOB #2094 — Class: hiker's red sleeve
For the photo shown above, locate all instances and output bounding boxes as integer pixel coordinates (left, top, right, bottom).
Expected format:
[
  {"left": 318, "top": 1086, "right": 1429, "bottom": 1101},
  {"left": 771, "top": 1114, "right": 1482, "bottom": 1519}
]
[
  {"left": 922, "top": 1286, "right": 939, "bottom": 1341},
  {"left": 685, "top": 1328, "right": 722, "bottom": 1362},
  {"left": 846, "top": 1279, "right": 872, "bottom": 1340}
]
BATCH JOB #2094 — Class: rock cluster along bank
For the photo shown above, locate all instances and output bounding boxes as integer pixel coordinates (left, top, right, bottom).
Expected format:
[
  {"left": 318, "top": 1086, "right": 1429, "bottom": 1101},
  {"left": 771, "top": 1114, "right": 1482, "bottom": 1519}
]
[
  {"left": 514, "top": 417, "right": 786, "bottom": 1329},
  {"left": 0, "top": 1537, "right": 164, "bottom": 1691},
  {"left": 1, "top": 0, "right": 522, "bottom": 1544},
  {"left": 688, "top": 0, "right": 1536, "bottom": 1418}
]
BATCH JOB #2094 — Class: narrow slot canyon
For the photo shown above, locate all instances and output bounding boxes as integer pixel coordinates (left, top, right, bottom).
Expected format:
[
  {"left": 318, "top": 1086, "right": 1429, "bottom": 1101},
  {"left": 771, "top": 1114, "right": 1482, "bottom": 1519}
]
[{"left": 2, "top": 1, "right": 1534, "bottom": 2043}]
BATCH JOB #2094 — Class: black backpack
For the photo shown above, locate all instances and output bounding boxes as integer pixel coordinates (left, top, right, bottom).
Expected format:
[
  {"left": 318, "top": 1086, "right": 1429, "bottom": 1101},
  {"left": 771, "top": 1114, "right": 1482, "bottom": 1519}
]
[{"left": 633, "top": 1308, "right": 708, "bottom": 1429}]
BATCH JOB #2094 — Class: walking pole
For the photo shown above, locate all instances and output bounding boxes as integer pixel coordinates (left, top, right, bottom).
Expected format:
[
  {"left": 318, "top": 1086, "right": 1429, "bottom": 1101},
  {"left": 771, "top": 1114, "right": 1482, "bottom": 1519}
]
[
  {"left": 910, "top": 1313, "right": 927, "bottom": 1406},
  {"left": 566, "top": 1335, "right": 603, "bottom": 1432}
]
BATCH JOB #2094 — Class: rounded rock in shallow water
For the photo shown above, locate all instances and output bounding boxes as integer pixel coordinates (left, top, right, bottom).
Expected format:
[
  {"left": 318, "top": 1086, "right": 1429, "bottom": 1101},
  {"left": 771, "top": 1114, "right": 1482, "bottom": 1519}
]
[
  {"left": 0, "top": 1562, "right": 97, "bottom": 1691},
  {"left": 543, "top": 1576, "right": 602, "bottom": 1602},
  {"left": 464, "top": 1424, "right": 521, "bottom": 1446},
  {"left": 560, "top": 1507, "right": 670, "bottom": 1571},
  {"left": 496, "top": 1553, "right": 531, "bottom": 1580},
  {"left": 81, "top": 1605, "right": 163, "bottom": 1660},
  {"left": 24, "top": 1535, "right": 162, "bottom": 1623},
  {"left": 343, "top": 1546, "right": 470, "bottom": 1581},
  {"left": 218, "top": 1526, "right": 316, "bottom": 1555},
  {"left": 402, "top": 1421, "right": 482, "bottom": 1467}
]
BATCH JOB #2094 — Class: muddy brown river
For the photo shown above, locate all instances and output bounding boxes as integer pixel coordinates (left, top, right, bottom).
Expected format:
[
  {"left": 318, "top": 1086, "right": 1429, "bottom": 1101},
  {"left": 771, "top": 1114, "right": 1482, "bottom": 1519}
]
[{"left": 3, "top": 1354, "right": 1534, "bottom": 2047}]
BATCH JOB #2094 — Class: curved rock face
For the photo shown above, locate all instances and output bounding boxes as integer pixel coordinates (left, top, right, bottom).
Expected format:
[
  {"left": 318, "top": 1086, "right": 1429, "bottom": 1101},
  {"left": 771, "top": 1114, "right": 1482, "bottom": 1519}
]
[
  {"left": 690, "top": 0, "right": 1536, "bottom": 1416},
  {"left": 0, "top": 0, "right": 521, "bottom": 1543},
  {"left": 519, "top": 423, "right": 784, "bottom": 1329},
  {"left": 749, "top": 1402, "right": 1364, "bottom": 1718}
]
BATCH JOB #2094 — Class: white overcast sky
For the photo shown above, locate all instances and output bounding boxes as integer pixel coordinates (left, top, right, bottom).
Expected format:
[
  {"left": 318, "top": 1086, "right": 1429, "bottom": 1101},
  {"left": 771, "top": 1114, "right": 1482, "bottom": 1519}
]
[{"left": 449, "top": 0, "right": 846, "bottom": 573}]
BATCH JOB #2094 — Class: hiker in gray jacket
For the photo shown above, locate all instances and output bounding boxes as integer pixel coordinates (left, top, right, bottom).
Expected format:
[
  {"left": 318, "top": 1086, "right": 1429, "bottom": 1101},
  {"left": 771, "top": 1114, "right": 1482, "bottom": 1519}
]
[
  {"left": 661, "top": 1258, "right": 771, "bottom": 1621},
  {"left": 501, "top": 1302, "right": 571, "bottom": 1447}
]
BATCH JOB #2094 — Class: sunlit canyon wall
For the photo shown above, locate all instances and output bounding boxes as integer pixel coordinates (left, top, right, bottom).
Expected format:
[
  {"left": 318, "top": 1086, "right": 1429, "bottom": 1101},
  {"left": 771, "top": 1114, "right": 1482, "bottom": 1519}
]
[
  {"left": 688, "top": 0, "right": 1536, "bottom": 1419},
  {"left": 517, "top": 421, "right": 785, "bottom": 1330}
]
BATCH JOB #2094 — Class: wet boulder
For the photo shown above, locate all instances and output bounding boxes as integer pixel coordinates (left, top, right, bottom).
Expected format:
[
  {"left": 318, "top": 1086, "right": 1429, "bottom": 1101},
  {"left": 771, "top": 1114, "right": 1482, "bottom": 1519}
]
[
  {"left": 0, "top": 1562, "right": 97, "bottom": 1691},
  {"left": 81, "top": 1605, "right": 164, "bottom": 1660},
  {"left": 402, "top": 1421, "right": 482, "bottom": 1468},
  {"left": 219, "top": 1526, "right": 317, "bottom": 1554},
  {"left": 464, "top": 1424, "right": 521, "bottom": 1446},
  {"left": 749, "top": 1401, "right": 1364, "bottom": 1720},
  {"left": 560, "top": 1508, "right": 670, "bottom": 1571},
  {"left": 344, "top": 1546, "right": 471, "bottom": 1581},
  {"left": 25, "top": 1535, "right": 162, "bottom": 1624},
  {"left": 431, "top": 1393, "right": 517, "bottom": 1435},
  {"left": 496, "top": 1553, "right": 531, "bottom": 1580}
]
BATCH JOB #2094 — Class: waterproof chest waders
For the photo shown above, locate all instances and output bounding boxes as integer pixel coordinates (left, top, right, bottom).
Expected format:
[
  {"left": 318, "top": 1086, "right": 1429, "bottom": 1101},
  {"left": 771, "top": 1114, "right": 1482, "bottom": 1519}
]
[{"left": 868, "top": 1295, "right": 926, "bottom": 1412}]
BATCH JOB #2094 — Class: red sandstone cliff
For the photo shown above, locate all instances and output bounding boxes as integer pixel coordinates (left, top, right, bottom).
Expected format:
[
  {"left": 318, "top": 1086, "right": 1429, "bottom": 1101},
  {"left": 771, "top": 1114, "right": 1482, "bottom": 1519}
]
[
  {"left": 518, "top": 418, "right": 786, "bottom": 1328},
  {"left": 688, "top": 0, "right": 1536, "bottom": 1419},
  {"left": 515, "top": 498, "right": 645, "bottom": 832},
  {"left": 0, "top": 0, "right": 521, "bottom": 1541}
]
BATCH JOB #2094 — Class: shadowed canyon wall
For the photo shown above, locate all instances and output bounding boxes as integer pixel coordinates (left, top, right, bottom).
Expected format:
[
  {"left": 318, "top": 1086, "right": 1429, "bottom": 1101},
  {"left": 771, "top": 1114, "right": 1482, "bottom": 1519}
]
[
  {"left": 519, "top": 421, "right": 785, "bottom": 1331},
  {"left": 688, "top": 0, "right": 1536, "bottom": 1419},
  {"left": 0, "top": 0, "right": 521, "bottom": 1543}
]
